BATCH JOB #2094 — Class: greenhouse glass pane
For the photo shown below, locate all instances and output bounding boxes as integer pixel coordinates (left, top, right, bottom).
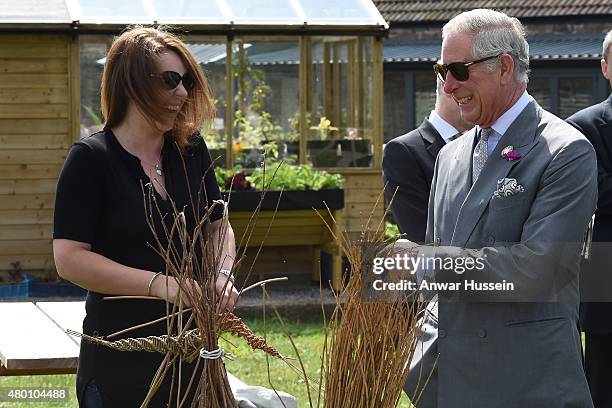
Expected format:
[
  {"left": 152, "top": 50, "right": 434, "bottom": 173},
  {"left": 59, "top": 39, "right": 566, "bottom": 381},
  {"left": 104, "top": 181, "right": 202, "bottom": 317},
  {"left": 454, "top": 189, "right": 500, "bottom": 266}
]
[
  {"left": 301, "top": 0, "right": 384, "bottom": 25},
  {"left": 186, "top": 41, "right": 229, "bottom": 167},
  {"left": 226, "top": 0, "right": 302, "bottom": 24},
  {"left": 153, "top": 0, "right": 227, "bottom": 24},
  {"left": 74, "top": 0, "right": 384, "bottom": 26},
  {"left": 78, "top": 0, "right": 228, "bottom": 24},
  {"left": 307, "top": 38, "right": 374, "bottom": 168},
  {"left": 80, "top": 35, "right": 113, "bottom": 138},
  {"left": 231, "top": 40, "right": 301, "bottom": 167},
  {"left": 78, "top": 0, "right": 151, "bottom": 23}
]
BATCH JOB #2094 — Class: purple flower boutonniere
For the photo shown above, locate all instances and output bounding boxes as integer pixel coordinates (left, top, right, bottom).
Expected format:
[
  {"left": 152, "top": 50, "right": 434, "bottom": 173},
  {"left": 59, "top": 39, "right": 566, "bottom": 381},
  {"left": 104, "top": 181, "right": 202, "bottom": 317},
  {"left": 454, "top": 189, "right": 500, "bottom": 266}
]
[{"left": 501, "top": 145, "right": 521, "bottom": 161}]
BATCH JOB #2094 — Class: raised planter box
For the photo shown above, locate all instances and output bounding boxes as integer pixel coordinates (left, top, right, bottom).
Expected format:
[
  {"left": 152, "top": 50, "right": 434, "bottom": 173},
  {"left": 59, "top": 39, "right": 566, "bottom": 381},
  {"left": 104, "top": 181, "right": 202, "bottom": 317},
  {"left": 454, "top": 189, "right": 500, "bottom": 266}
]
[
  {"left": 223, "top": 188, "right": 344, "bottom": 212},
  {"left": 222, "top": 189, "right": 345, "bottom": 290}
]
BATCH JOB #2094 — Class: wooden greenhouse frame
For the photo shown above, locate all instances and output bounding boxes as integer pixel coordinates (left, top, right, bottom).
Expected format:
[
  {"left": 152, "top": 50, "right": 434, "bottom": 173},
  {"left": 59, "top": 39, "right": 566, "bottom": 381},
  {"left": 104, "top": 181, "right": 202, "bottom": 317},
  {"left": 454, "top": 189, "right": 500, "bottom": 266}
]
[{"left": 0, "top": 1, "right": 388, "bottom": 287}]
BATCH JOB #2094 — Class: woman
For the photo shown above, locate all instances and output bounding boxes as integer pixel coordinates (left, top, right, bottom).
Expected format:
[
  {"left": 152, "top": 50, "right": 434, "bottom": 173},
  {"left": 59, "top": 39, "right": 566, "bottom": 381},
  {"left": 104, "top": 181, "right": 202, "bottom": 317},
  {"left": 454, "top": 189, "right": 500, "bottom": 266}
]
[{"left": 53, "top": 27, "right": 239, "bottom": 407}]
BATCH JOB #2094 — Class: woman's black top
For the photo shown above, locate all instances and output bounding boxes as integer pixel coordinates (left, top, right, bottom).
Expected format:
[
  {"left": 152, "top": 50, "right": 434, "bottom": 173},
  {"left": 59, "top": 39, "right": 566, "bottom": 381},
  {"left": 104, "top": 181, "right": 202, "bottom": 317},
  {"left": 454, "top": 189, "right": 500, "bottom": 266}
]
[{"left": 53, "top": 128, "right": 224, "bottom": 406}]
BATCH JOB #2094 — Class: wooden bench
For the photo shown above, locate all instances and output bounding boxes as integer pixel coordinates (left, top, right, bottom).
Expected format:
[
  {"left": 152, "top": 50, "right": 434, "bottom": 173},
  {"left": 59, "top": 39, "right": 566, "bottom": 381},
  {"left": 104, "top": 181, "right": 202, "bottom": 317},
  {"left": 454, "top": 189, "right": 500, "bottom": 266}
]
[{"left": 0, "top": 301, "right": 84, "bottom": 376}]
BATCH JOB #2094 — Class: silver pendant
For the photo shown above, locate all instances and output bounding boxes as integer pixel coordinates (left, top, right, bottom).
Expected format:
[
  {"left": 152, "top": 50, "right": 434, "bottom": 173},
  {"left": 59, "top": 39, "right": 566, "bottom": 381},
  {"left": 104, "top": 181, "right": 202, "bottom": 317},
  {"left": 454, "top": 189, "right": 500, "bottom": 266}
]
[{"left": 155, "top": 164, "right": 163, "bottom": 177}]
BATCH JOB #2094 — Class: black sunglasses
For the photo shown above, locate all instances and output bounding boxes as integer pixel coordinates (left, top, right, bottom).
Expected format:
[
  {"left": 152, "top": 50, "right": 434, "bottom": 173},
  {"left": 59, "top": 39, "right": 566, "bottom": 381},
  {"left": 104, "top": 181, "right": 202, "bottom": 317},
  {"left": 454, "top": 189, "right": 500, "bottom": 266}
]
[
  {"left": 150, "top": 71, "right": 195, "bottom": 91},
  {"left": 433, "top": 54, "right": 502, "bottom": 82}
]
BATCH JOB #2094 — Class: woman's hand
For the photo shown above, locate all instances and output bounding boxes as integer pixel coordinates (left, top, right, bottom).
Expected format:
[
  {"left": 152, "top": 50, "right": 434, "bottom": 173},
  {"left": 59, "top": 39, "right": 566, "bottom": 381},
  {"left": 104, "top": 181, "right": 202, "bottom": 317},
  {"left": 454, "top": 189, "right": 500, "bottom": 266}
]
[
  {"left": 150, "top": 275, "right": 201, "bottom": 308},
  {"left": 149, "top": 273, "right": 238, "bottom": 312},
  {"left": 215, "top": 274, "right": 239, "bottom": 313}
]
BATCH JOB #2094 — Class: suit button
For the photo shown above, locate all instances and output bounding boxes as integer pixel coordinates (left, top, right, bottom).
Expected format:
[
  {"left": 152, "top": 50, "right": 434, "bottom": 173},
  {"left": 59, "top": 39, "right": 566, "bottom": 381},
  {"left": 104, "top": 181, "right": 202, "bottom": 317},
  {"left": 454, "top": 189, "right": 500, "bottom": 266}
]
[
  {"left": 439, "top": 329, "right": 447, "bottom": 338},
  {"left": 477, "top": 329, "right": 487, "bottom": 338},
  {"left": 487, "top": 236, "right": 495, "bottom": 245},
  {"left": 435, "top": 237, "right": 441, "bottom": 245}
]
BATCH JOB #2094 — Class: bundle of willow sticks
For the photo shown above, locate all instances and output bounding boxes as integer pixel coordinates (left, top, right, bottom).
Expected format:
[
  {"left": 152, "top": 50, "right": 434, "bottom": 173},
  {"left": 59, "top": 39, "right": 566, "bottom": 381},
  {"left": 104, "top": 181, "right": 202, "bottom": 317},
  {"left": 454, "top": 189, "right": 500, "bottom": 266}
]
[
  {"left": 311, "top": 202, "right": 427, "bottom": 408},
  {"left": 69, "top": 165, "right": 428, "bottom": 408}
]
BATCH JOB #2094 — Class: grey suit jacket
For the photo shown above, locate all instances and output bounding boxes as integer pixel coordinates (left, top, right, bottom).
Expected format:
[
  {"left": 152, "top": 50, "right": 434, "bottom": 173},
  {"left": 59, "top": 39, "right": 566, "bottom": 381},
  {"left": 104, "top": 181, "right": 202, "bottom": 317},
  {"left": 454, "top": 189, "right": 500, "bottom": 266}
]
[{"left": 415, "top": 100, "right": 597, "bottom": 407}]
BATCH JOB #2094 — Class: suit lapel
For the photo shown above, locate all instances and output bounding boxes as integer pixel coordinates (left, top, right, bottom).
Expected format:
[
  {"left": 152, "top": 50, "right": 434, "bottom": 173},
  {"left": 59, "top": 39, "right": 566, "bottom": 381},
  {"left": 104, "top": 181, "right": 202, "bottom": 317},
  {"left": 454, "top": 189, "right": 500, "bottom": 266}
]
[
  {"left": 600, "top": 94, "right": 612, "bottom": 134},
  {"left": 450, "top": 100, "right": 542, "bottom": 246},
  {"left": 419, "top": 119, "right": 447, "bottom": 159}
]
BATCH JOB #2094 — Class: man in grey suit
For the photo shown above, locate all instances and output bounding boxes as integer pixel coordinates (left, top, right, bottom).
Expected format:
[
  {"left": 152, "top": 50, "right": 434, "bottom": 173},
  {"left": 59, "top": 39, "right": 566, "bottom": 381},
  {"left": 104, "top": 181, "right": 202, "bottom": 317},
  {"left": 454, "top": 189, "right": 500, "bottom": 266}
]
[
  {"left": 384, "top": 79, "right": 472, "bottom": 243},
  {"left": 400, "top": 9, "right": 597, "bottom": 407}
]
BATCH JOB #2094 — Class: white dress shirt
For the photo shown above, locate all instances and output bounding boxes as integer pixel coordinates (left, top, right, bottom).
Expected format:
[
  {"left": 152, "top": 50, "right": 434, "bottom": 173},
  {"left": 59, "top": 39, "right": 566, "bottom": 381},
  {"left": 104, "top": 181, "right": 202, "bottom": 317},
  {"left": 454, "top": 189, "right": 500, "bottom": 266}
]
[
  {"left": 476, "top": 90, "right": 532, "bottom": 156},
  {"left": 429, "top": 110, "right": 460, "bottom": 144}
]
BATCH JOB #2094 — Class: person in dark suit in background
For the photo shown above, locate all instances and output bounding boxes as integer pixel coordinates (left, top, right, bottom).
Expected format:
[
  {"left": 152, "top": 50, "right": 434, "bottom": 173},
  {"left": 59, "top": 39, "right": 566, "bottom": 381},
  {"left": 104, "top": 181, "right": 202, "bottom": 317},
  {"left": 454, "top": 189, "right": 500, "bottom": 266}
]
[
  {"left": 383, "top": 77, "right": 472, "bottom": 243},
  {"left": 567, "top": 28, "right": 612, "bottom": 408}
]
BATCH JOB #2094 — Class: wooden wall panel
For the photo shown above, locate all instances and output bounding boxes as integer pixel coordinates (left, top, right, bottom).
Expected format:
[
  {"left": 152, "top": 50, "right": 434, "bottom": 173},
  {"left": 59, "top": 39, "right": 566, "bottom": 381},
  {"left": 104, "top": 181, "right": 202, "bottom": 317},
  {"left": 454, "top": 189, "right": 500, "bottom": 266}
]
[
  {"left": 339, "top": 172, "right": 385, "bottom": 240},
  {"left": 0, "top": 164, "right": 63, "bottom": 180},
  {"left": 0, "top": 35, "right": 73, "bottom": 274}
]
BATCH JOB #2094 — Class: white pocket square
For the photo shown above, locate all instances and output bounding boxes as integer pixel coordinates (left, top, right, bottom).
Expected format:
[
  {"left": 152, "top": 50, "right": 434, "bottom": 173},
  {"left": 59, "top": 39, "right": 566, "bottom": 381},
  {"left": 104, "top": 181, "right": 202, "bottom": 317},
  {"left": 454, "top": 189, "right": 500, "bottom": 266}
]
[{"left": 493, "top": 177, "right": 525, "bottom": 198}]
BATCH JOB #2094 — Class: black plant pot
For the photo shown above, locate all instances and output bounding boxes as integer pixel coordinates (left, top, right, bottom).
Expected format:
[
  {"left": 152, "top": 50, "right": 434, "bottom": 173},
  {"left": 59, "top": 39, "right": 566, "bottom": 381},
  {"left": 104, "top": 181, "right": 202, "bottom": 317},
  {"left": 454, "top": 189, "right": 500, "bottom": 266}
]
[
  {"left": 222, "top": 189, "right": 344, "bottom": 212},
  {"left": 278, "top": 141, "right": 299, "bottom": 159},
  {"left": 307, "top": 139, "right": 373, "bottom": 167}
]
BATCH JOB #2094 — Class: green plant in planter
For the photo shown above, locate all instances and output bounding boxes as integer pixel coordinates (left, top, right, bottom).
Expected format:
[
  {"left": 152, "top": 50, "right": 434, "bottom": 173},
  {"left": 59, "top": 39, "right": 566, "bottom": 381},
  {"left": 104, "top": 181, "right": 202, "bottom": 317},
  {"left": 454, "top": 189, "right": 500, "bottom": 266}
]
[
  {"left": 248, "top": 161, "right": 342, "bottom": 191},
  {"left": 215, "top": 161, "right": 342, "bottom": 192}
]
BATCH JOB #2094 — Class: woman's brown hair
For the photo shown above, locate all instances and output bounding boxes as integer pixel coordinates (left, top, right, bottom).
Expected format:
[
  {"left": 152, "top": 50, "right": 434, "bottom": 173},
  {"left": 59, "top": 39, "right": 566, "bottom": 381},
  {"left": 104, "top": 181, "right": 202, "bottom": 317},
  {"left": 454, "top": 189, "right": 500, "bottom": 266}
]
[{"left": 101, "top": 26, "right": 214, "bottom": 148}]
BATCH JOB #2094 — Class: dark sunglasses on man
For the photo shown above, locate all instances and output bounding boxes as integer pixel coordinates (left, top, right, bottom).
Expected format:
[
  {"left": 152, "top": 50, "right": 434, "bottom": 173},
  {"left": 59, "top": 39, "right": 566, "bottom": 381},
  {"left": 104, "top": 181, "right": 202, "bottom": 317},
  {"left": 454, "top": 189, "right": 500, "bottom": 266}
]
[
  {"left": 434, "top": 54, "right": 502, "bottom": 82},
  {"left": 150, "top": 70, "right": 195, "bottom": 91}
]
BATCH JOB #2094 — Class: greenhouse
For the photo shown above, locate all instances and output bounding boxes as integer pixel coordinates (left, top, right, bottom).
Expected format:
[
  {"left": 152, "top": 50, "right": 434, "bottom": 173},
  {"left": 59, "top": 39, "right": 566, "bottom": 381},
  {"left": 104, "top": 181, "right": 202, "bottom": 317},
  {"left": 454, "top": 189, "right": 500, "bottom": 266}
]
[{"left": 0, "top": 0, "right": 388, "bottom": 283}]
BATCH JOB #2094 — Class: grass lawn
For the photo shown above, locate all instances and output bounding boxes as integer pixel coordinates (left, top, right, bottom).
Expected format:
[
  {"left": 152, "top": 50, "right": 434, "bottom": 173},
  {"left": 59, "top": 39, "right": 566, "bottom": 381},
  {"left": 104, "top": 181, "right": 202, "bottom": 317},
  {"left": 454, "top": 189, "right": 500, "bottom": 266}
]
[
  {"left": 0, "top": 374, "right": 76, "bottom": 407},
  {"left": 0, "top": 318, "right": 412, "bottom": 407}
]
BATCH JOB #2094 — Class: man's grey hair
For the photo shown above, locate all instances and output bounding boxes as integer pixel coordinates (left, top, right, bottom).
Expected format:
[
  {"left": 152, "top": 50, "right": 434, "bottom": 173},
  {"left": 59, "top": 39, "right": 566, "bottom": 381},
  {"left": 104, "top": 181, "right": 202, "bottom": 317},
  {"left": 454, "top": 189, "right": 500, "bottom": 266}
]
[
  {"left": 603, "top": 29, "right": 612, "bottom": 61},
  {"left": 442, "top": 9, "right": 530, "bottom": 84}
]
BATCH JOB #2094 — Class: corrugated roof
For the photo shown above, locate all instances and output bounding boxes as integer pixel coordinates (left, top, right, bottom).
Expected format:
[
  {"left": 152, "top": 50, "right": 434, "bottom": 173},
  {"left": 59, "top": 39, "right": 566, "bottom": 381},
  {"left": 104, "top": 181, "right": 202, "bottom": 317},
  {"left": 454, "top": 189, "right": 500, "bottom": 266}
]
[
  {"left": 384, "top": 35, "right": 604, "bottom": 62},
  {"left": 187, "top": 34, "right": 602, "bottom": 65},
  {"left": 374, "top": 0, "right": 612, "bottom": 23}
]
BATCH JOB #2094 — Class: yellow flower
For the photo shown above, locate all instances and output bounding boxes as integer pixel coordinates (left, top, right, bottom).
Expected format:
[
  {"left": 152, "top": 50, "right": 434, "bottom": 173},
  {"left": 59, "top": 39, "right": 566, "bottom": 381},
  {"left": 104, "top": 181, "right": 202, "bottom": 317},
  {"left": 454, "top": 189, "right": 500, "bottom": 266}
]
[
  {"left": 320, "top": 117, "right": 331, "bottom": 129},
  {"left": 234, "top": 142, "right": 243, "bottom": 154}
]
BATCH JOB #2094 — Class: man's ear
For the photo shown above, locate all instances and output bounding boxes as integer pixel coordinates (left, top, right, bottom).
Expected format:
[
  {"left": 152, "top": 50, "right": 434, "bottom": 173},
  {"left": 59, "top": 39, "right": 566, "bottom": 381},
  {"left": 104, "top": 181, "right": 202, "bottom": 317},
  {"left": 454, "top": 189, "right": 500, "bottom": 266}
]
[
  {"left": 499, "top": 53, "right": 515, "bottom": 84},
  {"left": 601, "top": 58, "right": 610, "bottom": 80}
]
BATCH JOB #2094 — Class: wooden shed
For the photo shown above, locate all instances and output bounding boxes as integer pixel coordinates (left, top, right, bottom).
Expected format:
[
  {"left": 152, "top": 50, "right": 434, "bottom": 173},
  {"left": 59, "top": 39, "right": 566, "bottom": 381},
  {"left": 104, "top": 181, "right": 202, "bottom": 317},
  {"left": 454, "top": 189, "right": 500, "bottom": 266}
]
[{"left": 0, "top": 0, "right": 388, "bottom": 281}]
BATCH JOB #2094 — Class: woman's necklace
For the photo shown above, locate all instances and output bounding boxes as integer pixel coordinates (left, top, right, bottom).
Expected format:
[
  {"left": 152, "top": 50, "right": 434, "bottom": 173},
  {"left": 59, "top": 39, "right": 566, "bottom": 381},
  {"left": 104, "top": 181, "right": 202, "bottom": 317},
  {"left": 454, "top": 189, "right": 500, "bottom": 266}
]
[{"left": 140, "top": 157, "right": 163, "bottom": 177}]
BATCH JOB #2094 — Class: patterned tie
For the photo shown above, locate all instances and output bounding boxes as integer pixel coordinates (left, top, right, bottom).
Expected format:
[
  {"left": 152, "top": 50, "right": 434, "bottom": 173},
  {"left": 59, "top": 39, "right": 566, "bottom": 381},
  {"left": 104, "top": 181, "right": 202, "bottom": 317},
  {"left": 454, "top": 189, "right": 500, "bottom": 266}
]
[{"left": 472, "top": 127, "right": 492, "bottom": 184}]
